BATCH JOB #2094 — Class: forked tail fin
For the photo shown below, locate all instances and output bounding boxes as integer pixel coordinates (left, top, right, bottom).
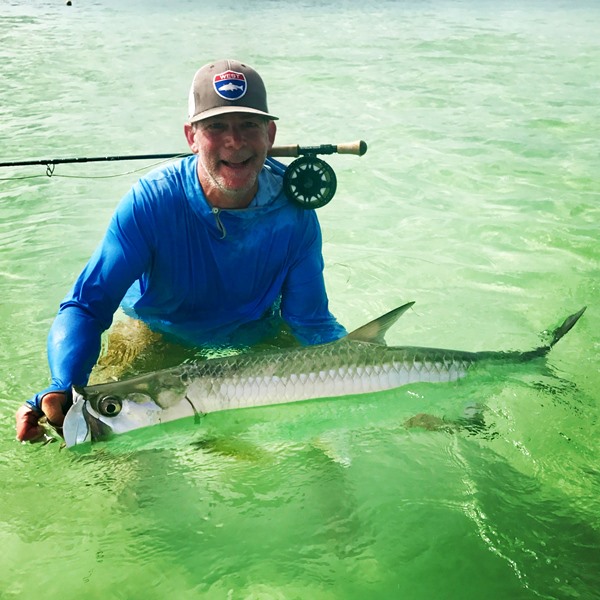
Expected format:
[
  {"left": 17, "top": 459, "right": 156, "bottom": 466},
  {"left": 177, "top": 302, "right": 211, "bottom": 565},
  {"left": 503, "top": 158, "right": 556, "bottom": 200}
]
[
  {"left": 520, "top": 306, "right": 587, "bottom": 361},
  {"left": 549, "top": 306, "right": 587, "bottom": 347}
]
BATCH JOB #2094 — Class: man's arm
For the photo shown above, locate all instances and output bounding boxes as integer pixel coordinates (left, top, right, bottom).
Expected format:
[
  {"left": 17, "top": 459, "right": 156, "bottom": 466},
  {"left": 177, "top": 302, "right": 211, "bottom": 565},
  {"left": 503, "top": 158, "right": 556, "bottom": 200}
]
[
  {"left": 280, "top": 211, "right": 346, "bottom": 345},
  {"left": 17, "top": 188, "right": 153, "bottom": 440}
]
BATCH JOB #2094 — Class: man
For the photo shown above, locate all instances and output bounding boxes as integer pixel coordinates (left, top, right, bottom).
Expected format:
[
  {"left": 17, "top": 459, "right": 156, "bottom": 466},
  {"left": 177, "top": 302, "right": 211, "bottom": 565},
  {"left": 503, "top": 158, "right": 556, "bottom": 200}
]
[{"left": 16, "top": 59, "right": 346, "bottom": 442}]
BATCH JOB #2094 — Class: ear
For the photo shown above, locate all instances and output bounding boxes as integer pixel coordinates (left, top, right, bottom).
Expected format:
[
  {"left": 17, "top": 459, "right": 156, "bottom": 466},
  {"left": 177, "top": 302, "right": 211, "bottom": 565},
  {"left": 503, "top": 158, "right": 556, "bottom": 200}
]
[
  {"left": 184, "top": 123, "right": 198, "bottom": 153},
  {"left": 267, "top": 120, "right": 277, "bottom": 149}
]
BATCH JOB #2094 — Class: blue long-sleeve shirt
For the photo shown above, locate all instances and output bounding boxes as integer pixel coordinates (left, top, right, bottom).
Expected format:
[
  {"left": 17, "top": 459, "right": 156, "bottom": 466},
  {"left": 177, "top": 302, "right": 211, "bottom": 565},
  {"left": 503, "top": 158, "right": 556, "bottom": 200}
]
[{"left": 27, "top": 156, "right": 346, "bottom": 410}]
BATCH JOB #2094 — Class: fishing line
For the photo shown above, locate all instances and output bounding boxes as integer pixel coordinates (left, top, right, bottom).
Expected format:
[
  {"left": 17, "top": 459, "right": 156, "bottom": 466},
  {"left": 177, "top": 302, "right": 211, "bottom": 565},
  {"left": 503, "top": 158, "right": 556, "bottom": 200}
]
[{"left": 0, "top": 156, "right": 189, "bottom": 182}]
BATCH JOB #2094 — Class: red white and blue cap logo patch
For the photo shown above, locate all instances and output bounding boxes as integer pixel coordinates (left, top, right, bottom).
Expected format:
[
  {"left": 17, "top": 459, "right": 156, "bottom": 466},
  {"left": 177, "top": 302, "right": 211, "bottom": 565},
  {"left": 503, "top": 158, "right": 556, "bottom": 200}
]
[
  {"left": 188, "top": 59, "right": 277, "bottom": 122},
  {"left": 213, "top": 70, "right": 247, "bottom": 101}
]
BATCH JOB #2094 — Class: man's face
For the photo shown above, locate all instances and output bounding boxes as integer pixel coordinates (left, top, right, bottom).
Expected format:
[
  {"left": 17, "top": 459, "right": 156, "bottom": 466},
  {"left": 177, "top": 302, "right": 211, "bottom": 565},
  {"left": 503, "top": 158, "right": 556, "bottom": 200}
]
[{"left": 185, "top": 113, "right": 276, "bottom": 208}]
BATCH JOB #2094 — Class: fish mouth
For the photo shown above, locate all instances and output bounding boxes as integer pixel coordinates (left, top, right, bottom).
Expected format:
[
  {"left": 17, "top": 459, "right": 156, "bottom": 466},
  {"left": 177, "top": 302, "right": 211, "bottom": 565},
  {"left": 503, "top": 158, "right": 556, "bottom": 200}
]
[{"left": 63, "top": 388, "right": 113, "bottom": 448}]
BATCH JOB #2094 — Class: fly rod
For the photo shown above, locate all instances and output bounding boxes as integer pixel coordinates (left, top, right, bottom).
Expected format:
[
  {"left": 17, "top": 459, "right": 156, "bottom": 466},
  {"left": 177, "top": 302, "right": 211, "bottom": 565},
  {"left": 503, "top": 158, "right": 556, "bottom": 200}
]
[
  {"left": 0, "top": 140, "right": 367, "bottom": 169},
  {"left": 0, "top": 139, "right": 368, "bottom": 209}
]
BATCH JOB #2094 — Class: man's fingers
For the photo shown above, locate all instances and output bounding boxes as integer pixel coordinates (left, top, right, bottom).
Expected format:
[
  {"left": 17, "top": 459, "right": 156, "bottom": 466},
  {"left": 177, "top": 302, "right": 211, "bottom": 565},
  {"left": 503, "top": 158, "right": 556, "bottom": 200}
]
[
  {"left": 15, "top": 392, "right": 69, "bottom": 443},
  {"left": 15, "top": 405, "right": 44, "bottom": 442}
]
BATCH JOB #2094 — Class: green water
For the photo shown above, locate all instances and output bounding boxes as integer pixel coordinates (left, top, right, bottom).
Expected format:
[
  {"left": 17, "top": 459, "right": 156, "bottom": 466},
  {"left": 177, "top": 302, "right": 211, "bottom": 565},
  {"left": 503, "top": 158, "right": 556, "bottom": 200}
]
[{"left": 1, "top": 1, "right": 599, "bottom": 598}]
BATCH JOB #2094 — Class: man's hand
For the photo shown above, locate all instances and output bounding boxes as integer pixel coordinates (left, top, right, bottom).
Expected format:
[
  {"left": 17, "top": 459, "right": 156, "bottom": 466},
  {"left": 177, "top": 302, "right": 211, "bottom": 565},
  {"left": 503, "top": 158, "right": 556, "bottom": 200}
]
[{"left": 15, "top": 392, "right": 68, "bottom": 442}]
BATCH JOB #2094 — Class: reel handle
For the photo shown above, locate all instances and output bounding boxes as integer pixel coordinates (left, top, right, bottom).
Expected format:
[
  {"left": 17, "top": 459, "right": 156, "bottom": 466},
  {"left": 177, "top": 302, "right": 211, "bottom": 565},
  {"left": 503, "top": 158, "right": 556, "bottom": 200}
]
[{"left": 269, "top": 140, "right": 367, "bottom": 158}]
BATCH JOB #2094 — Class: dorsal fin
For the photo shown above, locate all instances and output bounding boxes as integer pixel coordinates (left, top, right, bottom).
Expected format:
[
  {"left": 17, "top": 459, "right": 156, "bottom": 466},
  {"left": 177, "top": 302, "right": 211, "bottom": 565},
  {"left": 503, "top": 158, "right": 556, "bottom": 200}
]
[{"left": 346, "top": 301, "right": 415, "bottom": 345}]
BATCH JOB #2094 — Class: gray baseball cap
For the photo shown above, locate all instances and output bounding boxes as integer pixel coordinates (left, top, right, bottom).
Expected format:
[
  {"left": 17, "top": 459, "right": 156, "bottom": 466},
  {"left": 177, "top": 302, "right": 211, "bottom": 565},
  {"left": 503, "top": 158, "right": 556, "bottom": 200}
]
[{"left": 187, "top": 59, "right": 278, "bottom": 123}]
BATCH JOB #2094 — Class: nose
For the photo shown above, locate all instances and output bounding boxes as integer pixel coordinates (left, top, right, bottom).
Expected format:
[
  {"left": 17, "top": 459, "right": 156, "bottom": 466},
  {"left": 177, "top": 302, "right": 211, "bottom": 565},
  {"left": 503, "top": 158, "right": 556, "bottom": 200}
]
[{"left": 224, "top": 124, "right": 244, "bottom": 149}]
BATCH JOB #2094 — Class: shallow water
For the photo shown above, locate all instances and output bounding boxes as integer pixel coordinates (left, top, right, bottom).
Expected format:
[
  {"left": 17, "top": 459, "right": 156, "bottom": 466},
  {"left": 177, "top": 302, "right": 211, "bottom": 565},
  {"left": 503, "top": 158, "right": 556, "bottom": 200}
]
[{"left": 1, "top": 1, "right": 599, "bottom": 598}]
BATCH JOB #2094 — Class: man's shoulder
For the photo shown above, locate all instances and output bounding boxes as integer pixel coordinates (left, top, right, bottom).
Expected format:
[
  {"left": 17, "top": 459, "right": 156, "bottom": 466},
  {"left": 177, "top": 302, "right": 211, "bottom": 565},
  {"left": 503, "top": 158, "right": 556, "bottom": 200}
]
[
  {"left": 138, "top": 155, "right": 195, "bottom": 189},
  {"left": 126, "top": 156, "right": 198, "bottom": 210},
  {"left": 112, "top": 156, "right": 196, "bottom": 221}
]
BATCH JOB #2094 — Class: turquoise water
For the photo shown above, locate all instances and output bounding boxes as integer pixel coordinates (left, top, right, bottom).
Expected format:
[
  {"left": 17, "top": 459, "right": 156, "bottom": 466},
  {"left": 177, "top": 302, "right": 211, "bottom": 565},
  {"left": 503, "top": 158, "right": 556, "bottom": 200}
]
[{"left": 1, "top": 1, "right": 599, "bottom": 598}]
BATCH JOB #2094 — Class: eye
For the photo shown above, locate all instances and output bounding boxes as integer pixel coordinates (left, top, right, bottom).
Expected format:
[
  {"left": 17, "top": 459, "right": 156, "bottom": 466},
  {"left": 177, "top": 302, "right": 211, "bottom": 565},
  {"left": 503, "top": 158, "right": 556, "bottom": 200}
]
[
  {"left": 204, "top": 121, "right": 226, "bottom": 132},
  {"left": 242, "top": 119, "right": 265, "bottom": 130},
  {"left": 97, "top": 395, "right": 122, "bottom": 417}
]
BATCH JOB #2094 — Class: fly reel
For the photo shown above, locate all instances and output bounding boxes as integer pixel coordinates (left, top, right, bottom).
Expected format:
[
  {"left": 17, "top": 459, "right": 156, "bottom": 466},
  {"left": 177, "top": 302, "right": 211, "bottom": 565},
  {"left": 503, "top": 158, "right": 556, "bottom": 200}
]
[
  {"left": 275, "top": 140, "right": 367, "bottom": 210},
  {"left": 283, "top": 155, "right": 337, "bottom": 209}
]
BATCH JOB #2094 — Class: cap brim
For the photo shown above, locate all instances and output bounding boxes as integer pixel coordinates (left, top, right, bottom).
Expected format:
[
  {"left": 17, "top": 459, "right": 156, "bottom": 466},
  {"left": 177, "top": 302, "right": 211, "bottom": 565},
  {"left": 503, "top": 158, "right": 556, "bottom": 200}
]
[{"left": 189, "top": 106, "right": 278, "bottom": 123}]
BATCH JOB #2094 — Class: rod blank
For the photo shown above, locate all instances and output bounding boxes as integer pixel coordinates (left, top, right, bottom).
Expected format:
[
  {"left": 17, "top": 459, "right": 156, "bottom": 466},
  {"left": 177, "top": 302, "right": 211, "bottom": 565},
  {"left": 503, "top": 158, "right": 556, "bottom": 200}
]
[{"left": 0, "top": 140, "right": 368, "bottom": 169}]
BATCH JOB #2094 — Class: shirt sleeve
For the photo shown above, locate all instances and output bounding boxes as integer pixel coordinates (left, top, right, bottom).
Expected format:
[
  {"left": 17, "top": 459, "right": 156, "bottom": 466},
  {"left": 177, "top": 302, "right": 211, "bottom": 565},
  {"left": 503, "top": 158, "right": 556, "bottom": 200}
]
[
  {"left": 26, "top": 188, "right": 153, "bottom": 410},
  {"left": 280, "top": 211, "right": 347, "bottom": 345}
]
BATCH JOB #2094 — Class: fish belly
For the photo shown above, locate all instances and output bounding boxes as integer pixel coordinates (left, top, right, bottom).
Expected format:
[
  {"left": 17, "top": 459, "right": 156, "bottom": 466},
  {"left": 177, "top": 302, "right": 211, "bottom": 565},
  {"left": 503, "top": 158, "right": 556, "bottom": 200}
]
[{"left": 186, "top": 360, "right": 467, "bottom": 414}]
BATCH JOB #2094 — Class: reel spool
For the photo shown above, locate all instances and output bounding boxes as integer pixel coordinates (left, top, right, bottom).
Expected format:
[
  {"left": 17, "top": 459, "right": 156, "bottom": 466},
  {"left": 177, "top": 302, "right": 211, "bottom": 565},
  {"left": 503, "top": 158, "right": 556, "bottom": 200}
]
[{"left": 283, "top": 155, "right": 337, "bottom": 209}]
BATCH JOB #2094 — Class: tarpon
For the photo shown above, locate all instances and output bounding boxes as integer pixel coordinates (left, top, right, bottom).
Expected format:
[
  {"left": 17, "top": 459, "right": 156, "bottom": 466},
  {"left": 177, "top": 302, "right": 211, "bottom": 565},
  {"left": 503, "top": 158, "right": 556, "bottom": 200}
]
[
  {"left": 218, "top": 82, "right": 244, "bottom": 92},
  {"left": 63, "top": 302, "right": 586, "bottom": 447}
]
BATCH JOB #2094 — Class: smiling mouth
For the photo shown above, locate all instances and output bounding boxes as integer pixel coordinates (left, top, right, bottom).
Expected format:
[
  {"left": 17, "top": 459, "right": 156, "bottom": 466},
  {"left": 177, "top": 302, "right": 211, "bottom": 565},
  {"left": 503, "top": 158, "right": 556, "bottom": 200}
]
[{"left": 221, "top": 157, "right": 252, "bottom": 169}]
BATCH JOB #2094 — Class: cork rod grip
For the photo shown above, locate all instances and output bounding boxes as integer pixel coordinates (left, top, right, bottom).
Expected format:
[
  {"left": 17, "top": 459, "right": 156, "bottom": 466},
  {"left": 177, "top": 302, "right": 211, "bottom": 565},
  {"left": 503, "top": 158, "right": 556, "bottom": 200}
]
[{"left": 269, "top": 140, "right": 367, "bottom": 158}]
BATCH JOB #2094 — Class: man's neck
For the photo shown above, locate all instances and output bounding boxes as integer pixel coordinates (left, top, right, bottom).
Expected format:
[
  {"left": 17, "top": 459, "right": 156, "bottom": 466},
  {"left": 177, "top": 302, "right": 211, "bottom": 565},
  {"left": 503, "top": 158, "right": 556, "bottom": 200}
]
[
  {"left": 205, "top": 187, "right": 257, "bottom": 209},
  {"left": 196, "top": 163, "right": 258, "bottom": 209}
]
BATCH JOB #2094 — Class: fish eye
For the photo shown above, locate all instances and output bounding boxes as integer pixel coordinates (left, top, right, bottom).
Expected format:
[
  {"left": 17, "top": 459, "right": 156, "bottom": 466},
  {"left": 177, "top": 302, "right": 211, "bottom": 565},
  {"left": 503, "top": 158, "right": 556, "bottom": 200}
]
[{"left": 97, "top": 395, "right": 123, "bottom": 417}]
